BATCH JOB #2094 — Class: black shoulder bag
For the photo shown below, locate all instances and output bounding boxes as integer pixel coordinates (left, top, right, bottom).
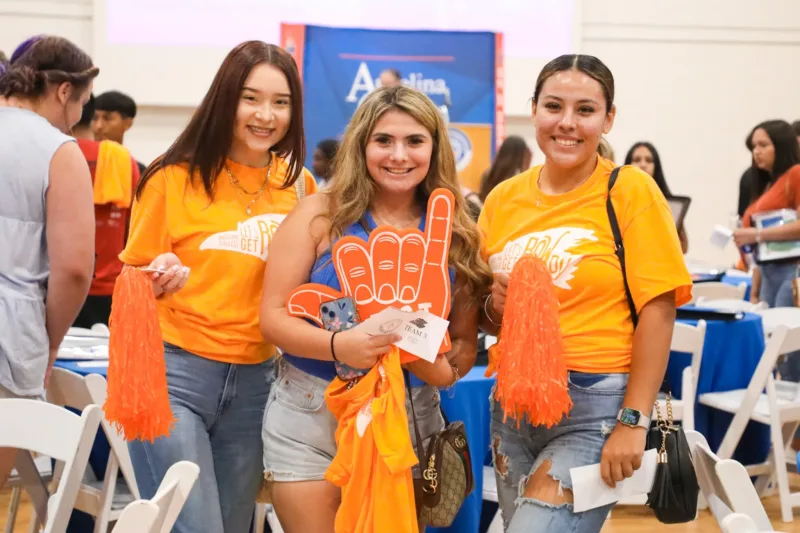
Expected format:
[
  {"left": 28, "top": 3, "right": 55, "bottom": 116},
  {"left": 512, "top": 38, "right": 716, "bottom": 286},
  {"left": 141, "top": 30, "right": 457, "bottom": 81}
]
[{"left": 607, "top": 167, "right": 699, "bottom": 524}]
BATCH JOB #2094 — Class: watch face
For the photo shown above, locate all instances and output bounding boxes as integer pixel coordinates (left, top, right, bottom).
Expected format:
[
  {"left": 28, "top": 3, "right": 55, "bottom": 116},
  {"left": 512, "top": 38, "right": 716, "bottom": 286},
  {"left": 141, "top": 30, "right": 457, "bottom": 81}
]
[{"left": 620, "top": 408, "right": 640, "bottom": 426}]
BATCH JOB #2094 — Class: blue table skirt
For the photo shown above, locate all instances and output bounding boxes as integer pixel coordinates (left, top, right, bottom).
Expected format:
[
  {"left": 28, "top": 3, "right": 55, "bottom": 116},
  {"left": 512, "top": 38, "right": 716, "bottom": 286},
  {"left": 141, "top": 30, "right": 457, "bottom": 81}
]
[
  {"left": 432, "top": 366, "right": 495, "bottom": 533},
  {"left": 667, "top": 312, "right": 770, "bottom": 465},
  {"left": 721, "top": 272, "right": 753, "bottom": 300}
]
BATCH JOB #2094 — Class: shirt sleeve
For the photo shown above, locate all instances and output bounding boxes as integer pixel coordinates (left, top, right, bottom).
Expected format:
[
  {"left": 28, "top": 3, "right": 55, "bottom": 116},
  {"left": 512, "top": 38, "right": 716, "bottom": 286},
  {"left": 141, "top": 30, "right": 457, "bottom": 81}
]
[
  {"left": 119, "top": 168, "right": 171, "bottom": 266},
  {"left": 616, "top": 171, "right": 693, "bottom": 311}
]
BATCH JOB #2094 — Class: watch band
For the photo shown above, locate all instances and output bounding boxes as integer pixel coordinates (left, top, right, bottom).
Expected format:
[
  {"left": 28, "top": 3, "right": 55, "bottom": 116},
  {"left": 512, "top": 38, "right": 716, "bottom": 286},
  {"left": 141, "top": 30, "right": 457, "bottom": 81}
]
[{"left": 617, "top": 408, "right": 650, "bottom": 429}]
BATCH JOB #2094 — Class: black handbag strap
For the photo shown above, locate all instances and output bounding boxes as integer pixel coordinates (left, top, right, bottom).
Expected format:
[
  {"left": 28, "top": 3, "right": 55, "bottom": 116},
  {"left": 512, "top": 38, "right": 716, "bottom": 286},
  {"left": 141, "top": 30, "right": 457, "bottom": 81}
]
[
  {"left": 607, "top": 167, "right": 670, "bottom": 394},
  {"left": 606, "top": 167, "right": 638, "bottom": 329},
  {"left": 404, "top": 369, "right": 427, "bottom": 457}
]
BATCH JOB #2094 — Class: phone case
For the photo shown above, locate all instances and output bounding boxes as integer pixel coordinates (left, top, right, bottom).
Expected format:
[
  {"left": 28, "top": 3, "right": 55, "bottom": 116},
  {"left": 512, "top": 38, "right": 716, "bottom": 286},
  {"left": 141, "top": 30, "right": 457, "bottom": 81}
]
[{"left": 320, "top": 298, "right": 370, "bottom": 380}]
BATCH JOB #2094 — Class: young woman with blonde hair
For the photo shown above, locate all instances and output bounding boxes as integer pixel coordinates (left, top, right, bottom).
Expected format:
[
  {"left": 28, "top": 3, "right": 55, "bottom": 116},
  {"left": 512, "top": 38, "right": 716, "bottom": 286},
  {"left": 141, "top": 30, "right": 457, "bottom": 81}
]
[{"left": 260, "top": 85, "right": 492, "bottom": 532}]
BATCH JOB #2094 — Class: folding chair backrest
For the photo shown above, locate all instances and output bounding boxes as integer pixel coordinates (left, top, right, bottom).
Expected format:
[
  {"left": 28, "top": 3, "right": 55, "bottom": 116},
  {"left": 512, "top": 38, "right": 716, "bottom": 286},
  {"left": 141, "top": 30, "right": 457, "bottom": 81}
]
[
  {"left": 0, "top": 399, "right": 102, "bottom": 533},
  {"left": 112, "top": 500, "right": 159, "bottom": 533},
  {"left": 692, "top": 436, "right": 772, "bottom": 532},
  {"left": 149, "top": 461, "right": 200, "bottom": 533},
  {"left": 48, "top": 368, "right": 141, "bottom": 499}
]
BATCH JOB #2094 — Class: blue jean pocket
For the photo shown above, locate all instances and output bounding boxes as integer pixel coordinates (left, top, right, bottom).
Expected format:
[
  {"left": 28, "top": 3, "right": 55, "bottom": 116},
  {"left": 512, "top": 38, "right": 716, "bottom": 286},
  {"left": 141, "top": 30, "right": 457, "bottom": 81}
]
[{"left": 567, "top": 372, "right": 628, "bottom": 396}]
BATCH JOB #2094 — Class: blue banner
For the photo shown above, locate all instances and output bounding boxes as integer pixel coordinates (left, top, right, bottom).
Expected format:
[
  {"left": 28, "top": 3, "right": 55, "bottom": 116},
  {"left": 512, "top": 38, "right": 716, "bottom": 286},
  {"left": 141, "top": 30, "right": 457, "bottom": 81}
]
[{"left": 287, "top": 25, "right": 500, "bottom": 191}]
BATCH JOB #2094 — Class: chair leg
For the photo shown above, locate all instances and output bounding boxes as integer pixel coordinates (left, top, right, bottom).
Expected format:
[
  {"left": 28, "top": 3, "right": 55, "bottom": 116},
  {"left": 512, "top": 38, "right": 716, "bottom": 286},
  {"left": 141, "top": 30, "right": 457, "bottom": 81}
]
[
  {"left": 4, "top": 487, "right": 21, "bottom": 533},
  {"left": 771, "top": 421, "right": 794, "bottom": 523},
  {"left": 253, "top": 503, "right": 266, "bottom": 533},
  {"left": 487, "top": 508, "right": 504, "bottom": 533}
]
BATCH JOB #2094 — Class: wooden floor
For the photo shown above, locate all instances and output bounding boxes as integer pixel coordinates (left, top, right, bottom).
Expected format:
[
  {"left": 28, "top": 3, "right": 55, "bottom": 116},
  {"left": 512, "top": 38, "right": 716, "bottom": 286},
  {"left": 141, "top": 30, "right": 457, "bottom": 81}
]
[{"left": 2, "top": 487, "right": 800, "bottom": 532}]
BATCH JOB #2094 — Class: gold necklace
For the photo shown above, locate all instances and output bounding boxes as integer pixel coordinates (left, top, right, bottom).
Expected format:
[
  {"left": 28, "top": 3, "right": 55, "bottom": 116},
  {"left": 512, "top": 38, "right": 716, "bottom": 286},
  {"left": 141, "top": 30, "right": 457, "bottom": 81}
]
[{"left": 226, "top": 165, "right": 271, "bottom": 215}]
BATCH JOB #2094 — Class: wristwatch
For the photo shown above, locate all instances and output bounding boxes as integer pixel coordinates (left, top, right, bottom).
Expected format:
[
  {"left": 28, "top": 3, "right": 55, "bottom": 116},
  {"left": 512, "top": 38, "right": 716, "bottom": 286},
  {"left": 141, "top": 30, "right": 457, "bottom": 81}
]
[{"left": 617, "top": 407, "right": 650, "bottom": 429}]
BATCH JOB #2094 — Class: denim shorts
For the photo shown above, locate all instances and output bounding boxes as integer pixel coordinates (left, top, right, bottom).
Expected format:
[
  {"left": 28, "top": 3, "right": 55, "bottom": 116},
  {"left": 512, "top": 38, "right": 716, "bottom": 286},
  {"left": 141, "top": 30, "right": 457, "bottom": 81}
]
[
  {"left": 491, "top": 371, "right": 628, "bottom": 533},
  {"left": 262, "top": 357, "right": 445, "bottom": 482}
]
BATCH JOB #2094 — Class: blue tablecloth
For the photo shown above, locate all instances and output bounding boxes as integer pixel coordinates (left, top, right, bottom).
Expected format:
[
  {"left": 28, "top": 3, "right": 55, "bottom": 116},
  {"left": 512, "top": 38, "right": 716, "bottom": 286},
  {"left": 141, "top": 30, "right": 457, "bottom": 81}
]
[
  {"left": 432, "top": 366, "right": 495, "bottom": 533},
  {"left": 667, "top": 312, "right": 769, "bottom": 465},
  {"left": 721, "top": 272, "right": 753, "bottom": 300}
]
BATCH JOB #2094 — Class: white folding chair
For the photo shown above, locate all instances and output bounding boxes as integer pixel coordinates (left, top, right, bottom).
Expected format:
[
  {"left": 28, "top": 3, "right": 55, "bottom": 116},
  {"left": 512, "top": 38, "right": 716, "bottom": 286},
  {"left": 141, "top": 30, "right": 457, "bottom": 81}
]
[
  {"left": 721, "top": 513, "right": 762, "bottom": 533},
  {"left": 4, "top": 452, "right": 53, "bottom": 533},
  {"left": 148, "top": 460, "right": 200, "bottom": 533},
  {"left": 654, "top": 320, "right": 707, "bottom": 432},
  {"left": 111, "top": 500, "right": 160, "bottom": 533},
  {"left": 482, "top": 465, "right": 503, "bottom": 533},
  {"left": 690, "top": 432, "right": 774, "bottom": 531},
  {"left": 0, "top": 399, "right": 102, "bottom": 533},
  {"left": 698, "top": 325, "right": 800, "bottom": 523},
  {"left": 692, "top": 282, "right": 748, "bottom": 303},
  {"left": 695, "top": 298, "right": 768, "bottom": 313},
  {"left": 755, "top": 307, "right": 800, "bottom": 337},
  {"left": 45, "top": 368, "right": 141, "bottom": 533}
]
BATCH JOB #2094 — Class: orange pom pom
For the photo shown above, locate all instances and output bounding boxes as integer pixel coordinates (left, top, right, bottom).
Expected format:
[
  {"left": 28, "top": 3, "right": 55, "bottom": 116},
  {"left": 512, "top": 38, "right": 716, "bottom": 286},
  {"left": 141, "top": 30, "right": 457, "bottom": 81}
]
[
  {"left": 104, "top": 266, "right": 175, "bottom": 442},
  {"left": 493, "top": 255, "right": 572, "bottom": 428}
]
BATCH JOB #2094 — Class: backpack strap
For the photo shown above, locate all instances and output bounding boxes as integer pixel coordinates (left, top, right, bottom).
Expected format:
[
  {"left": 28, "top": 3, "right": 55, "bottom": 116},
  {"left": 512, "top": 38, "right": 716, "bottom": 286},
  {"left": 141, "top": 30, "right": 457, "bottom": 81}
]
[{"left": 606, "top": 166, "right": 638, "bottom": 328}]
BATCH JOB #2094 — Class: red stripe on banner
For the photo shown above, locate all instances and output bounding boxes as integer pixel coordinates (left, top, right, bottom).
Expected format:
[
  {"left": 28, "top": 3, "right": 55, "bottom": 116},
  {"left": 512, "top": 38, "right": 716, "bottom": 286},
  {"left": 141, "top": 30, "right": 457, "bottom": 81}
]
[
  {"left": 338, "top": 54, "right": 455, "bottom": 62},
  {"left": 494, "top": 32, "right": 505, "bottom": 150},
  {"left": 280, "top": 24, "right": 306, "bottom": 79}
]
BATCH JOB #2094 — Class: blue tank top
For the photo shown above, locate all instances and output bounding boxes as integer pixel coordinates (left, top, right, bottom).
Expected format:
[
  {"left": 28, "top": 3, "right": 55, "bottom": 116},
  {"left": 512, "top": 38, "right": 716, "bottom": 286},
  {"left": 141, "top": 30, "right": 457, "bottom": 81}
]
[{"left": 282, "top": 212, "right": 456, "bottom": 382}]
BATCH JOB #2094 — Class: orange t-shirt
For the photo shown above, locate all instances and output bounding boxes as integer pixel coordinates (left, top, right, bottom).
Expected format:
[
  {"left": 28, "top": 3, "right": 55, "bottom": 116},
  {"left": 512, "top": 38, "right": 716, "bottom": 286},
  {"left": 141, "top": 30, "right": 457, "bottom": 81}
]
[
  {"left": 325, "top": 347, "right": 419, "bottom": 533},
  {"left": 478, "top": 157, "right": 692, "bottom": 373},
  {"left": 742, "top": 164, "right": 800, "bottom": 227},
  {"left": 119, "top": 157, "right": 317, "bottom": 365}
]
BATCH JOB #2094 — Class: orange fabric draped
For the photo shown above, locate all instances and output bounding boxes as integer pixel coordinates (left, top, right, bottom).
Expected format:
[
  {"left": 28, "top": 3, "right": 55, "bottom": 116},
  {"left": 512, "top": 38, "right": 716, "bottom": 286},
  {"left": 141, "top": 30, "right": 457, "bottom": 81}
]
[{"left": 325, "top": 346, "right": 419, "bottom": 533}]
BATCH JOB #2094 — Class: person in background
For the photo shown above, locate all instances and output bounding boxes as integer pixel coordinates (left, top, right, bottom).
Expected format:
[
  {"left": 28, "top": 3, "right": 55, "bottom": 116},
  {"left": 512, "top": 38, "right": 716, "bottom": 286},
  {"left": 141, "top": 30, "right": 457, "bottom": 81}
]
[
  {"left": 734, "top": 120, "right": 800, "bottom": 309},
  {"left": 72, "top": 95, "right": 141, "bottom": 328},
  {"left": 480, "top": 54, "right": 691, "bottom": 533},
  {"left": 311, "top": 138, "right": 339, "bottom": 188},
  {"left": 0, "top": 35, "right": 96, "bottom": 487},
  {"left": 597, "top": 135, "right": 615, "bottom": 162},
  {"left": 379, "top": 68, "right": 402, "bottom": 88},
  {"left": 120, "top": 41, "right": 315, "bottom": 533},
  {"left": 93, "top": 90, "right": 148, "bottom": 175},
  {"left": 478, "top": 135, "right": 533, "bottom": 202},
  {"left": 794, "top": 120, "right": 800, "bottom": 146},
  {"left": 624, "top": 141, "right": 689, "bottom": 253},
  {"left": 738, "top": 130, "right": 771, "bottom": 218}
]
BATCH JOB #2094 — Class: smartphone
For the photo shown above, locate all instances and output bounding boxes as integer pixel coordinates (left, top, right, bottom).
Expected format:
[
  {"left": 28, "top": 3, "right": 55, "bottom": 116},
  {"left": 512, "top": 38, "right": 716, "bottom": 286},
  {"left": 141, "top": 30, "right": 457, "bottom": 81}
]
[{"left": 320, "top": 297, "right": 370, "bottom": 380}]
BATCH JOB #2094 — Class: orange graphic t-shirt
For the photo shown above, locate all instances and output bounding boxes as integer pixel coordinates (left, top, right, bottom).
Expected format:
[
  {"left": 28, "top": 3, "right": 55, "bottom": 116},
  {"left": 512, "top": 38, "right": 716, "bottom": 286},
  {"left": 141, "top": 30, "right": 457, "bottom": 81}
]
[
  {"left": 479, "top": 157, "right": 692, "bottom": 373},
  {"left": 119, "top": 157, "right": 317, "bottom": 365}
]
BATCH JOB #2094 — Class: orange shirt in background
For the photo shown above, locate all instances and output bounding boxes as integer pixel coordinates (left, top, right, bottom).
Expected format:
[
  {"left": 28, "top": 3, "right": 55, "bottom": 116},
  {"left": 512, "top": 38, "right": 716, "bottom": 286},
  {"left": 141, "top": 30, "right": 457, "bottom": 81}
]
[
  {"left": 479, "top": 157, "right": 692, "bottom": 374},
  {"left": 742, "top": 164, "right": 800, "bottom": 227},
  {"left": 77, "top": 138, "right": 140, "bottom": 296},
  {"left": 119, "top": 156, "right": 317, "bottom": 365}
]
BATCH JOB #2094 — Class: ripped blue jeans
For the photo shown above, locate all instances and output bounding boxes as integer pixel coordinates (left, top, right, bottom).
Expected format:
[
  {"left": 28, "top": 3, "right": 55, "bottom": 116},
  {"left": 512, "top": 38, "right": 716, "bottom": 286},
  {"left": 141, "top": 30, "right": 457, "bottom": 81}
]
[{"left": 491, "top": 371, "right": 628, "bottom": 533}]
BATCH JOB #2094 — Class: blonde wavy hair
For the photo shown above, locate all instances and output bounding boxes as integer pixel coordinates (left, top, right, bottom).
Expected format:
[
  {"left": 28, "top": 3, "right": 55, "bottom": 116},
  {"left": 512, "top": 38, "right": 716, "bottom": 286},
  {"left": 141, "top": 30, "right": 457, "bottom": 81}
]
[{"left": 325, "top": 86, "right": 492, "bottom": 303}]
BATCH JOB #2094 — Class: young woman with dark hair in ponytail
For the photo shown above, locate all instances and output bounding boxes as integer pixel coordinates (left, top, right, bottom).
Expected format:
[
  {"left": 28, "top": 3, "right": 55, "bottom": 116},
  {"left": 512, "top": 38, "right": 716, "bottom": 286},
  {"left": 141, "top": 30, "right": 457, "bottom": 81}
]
[{"left": 0, "top": 35, "right": 98, "bottom": 488}]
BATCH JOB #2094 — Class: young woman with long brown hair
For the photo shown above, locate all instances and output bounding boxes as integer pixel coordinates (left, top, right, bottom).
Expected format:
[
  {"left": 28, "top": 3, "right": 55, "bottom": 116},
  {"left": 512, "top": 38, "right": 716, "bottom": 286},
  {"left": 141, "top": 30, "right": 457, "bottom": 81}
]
[{"left": 119, "top": 41, "right": 315, "bottom": 532}]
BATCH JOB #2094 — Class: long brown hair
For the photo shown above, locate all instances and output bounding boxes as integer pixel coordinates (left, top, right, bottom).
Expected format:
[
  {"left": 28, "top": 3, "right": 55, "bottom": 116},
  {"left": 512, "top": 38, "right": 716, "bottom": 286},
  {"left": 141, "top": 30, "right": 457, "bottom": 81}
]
[
  {"left": 137, "top": 41, "right": 305, "bottom": 199},
  {"left": 479, "top": 135, "right": 531, "bottom": 201},
  {"left": 325, "top": 86, "right": 493, "bottom": 302},
  {"left": 0, "top": 36, "right": 98, "bottom": 100}
]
